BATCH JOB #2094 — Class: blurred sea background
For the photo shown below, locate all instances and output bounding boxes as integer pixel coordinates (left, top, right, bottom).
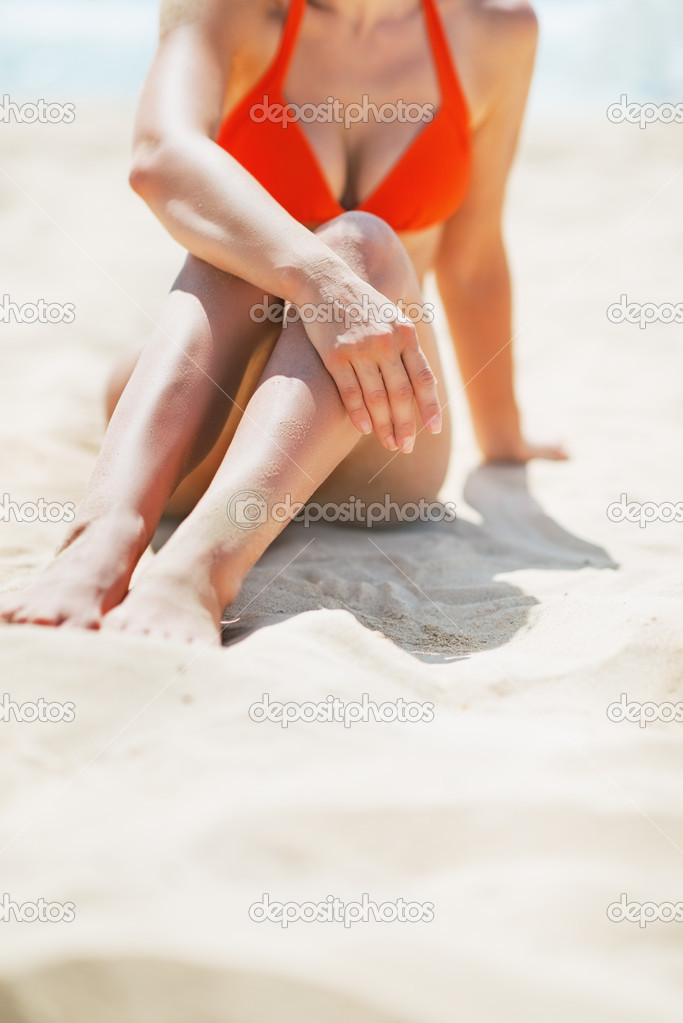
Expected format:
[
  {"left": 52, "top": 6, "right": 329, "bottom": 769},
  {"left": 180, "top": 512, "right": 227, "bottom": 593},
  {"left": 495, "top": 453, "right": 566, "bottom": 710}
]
[{"left": 1, "top": 0, "right": 683, "bottom": 112}]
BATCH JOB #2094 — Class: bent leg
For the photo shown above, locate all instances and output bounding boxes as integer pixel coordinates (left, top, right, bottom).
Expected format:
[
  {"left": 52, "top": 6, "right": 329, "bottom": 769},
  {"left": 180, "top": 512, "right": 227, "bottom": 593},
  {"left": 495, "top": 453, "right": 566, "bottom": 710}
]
[
  {"left": 0, "top": 256, "right": 280, "bottom": 628},
  {"left": 103, "top": 212, "right": 451, "bottom": 644},
  {"left": 104, "top": 322, "right": 278, "bottom": 520}
]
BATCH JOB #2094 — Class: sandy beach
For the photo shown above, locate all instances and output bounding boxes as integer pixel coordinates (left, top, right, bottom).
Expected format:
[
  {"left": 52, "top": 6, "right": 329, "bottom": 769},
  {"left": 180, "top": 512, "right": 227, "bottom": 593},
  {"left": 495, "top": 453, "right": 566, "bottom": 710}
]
[{"left": 1, "top": 103, "right": 682, "bottom": 1020}]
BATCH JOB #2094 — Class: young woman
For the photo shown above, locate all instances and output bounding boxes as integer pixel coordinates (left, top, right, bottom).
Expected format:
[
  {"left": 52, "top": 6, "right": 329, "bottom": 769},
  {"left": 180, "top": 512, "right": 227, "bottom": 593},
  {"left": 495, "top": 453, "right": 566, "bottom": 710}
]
[{"left": 1, "top": 0, "right": 565, "bottom": 644}]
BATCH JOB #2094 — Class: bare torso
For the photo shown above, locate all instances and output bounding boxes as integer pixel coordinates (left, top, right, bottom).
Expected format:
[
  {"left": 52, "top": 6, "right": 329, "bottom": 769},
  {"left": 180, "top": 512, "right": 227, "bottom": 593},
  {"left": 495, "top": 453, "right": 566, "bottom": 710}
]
[{"left": 187, "top": 0, "right": 490, "bottom": 278}]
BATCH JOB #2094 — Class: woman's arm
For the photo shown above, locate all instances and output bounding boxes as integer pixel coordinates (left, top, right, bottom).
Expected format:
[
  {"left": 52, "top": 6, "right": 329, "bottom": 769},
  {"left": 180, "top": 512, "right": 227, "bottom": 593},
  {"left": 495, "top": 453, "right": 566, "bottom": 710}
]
[
  {"left": 435, "top": 2, "right": 566, "bottom": 462},
  {"left": 130, "top": 0, "right": 332, "bottom": 302},
  {"left": 127, "top": 0, "right": 441, "bottom": 452}
]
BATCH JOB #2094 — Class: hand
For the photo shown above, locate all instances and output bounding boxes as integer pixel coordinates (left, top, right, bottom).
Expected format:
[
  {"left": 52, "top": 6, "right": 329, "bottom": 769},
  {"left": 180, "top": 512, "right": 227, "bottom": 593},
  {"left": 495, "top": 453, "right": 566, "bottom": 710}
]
[
  {"left": 483, "top": 437, "right": 569, "bottom": 464},
  {"left": 292, "top": 273, "right": 442, "bottom": 453}
]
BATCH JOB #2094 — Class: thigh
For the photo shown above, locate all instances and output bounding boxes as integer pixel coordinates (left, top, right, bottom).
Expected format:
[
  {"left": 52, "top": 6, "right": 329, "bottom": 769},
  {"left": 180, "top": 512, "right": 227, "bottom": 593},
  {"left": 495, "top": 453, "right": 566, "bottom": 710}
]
[
  {"left": 107, "top": 254, "right": 282, "bottom": 419},
  {"left": 164, "top": 326, "right": 279, "bottom": 516},
  {"left": 105, "top": 254, "right": 283, "bottom": 516}
]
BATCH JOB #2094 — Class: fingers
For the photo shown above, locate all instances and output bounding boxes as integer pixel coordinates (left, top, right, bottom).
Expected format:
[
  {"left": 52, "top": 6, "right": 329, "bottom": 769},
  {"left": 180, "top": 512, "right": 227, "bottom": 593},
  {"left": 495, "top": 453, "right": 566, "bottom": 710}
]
[
  {"left": 324, "top": 315, "right": 441, "bottom": 453},
  {"left": 327, "top": 360, "right": 373, "bottom": 436},
  {"left": 401, "top": 342, "right": 441, "bottom": 435},
  {"left": 532, "top": 444, "right": 569, "bottom": 462},
  {"left": 352, "top": 359, "right": 398, "bottom": 450},
  {"left": 375, "top": 357, "right": 416, "bottom": 453},
  {"left": 517, "top": 441, "right": 570, "bottom": 463},
  {"left": 484, "top": 441, "right": 570, "bottom": 465}
]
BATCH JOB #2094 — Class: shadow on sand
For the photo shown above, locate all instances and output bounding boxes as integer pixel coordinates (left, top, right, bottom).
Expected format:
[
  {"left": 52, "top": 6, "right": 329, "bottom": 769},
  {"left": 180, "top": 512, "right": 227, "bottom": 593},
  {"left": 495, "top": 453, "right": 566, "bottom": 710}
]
[{"left": 182, "top": 464, "right": 618, "bottom": 662}]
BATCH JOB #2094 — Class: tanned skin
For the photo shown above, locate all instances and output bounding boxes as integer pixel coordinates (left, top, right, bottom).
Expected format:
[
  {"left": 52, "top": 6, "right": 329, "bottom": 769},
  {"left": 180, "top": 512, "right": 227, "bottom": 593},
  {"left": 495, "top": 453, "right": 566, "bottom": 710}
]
[{"left": 1, "top": 0, "right": 565, "bottom": 643}]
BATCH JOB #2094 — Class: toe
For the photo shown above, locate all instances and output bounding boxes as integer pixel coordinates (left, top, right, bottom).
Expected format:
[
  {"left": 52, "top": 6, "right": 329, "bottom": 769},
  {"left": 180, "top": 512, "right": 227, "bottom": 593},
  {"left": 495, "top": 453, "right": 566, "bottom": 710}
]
[{"left": 61, "top": 616, "right": 102, "bottom": 630}]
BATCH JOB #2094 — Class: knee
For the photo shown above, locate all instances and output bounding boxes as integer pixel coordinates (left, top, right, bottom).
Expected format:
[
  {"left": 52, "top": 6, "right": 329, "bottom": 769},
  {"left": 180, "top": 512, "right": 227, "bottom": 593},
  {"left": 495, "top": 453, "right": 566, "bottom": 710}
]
[
  {"left": 174, "top": 252, "right": 235, "bottom": 296},
  {"left": 314, "top": 211, "right": 413, "bottom": 297}
]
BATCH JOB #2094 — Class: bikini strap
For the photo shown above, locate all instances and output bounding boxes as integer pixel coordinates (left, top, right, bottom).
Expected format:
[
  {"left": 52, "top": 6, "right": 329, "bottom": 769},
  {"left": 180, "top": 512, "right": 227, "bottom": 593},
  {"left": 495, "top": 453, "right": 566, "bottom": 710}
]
[
  {"left": 422, "top": 0, "right": 465, "bottom": 111},
  {"left": 267, "top": 0, "right": 465, "bottom": 118},
  {"left": 268, "top": 0, "right": 307, "bottom": 86}
]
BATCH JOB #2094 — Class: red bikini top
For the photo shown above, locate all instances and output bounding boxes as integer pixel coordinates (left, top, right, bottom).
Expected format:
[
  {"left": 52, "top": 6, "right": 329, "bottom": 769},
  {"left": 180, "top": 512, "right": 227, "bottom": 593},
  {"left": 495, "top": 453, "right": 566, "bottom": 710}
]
[{"left": 215, "top": 0, "right": 472, "bottom": 233}]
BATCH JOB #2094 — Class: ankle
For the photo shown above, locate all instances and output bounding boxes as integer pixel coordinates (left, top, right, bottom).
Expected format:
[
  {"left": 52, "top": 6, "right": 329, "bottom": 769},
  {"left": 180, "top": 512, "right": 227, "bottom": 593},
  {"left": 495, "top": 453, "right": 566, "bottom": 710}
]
[
  {"left": 147, "top": 541, "right": 244, "bottom": 613},
  {"left": 59, "top": 509, "right": 148, "bottom": 562}
]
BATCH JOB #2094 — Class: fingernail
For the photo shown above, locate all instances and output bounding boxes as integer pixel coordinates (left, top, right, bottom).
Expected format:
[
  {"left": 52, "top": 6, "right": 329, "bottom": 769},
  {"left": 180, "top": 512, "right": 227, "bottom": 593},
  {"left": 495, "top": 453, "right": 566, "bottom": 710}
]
[
  {"left": 401, "top": 437, "right": 414, "bottom": 454},
  {"left": 387, "top": 435, "right": 398, "bottom": 450},
  {"left": 358, "top": 420, "right": 372, "bottom": 435},
  {"left": 427, "top": 414, "right": 442, "bottom": 435}
]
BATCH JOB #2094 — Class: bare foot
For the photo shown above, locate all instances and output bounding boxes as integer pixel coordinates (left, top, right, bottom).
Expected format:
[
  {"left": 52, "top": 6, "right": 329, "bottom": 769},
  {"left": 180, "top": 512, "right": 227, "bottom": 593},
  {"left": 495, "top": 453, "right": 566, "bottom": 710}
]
[
  {"left": 101, "top": 560, "right": 227, "bottom": 646},
  {"left": 0, "top": 512, "right": 147, "bottom": 630}
]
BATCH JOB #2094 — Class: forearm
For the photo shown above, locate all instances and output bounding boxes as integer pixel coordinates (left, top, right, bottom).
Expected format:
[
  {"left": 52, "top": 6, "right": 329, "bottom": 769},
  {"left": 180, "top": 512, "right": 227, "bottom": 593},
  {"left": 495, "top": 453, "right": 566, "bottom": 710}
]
[
  {"left": 130, "top": 134, "right": 355, "bottom": 303},
  {"left": 436, "top": 252, "right": 522, "bottom": 458}
]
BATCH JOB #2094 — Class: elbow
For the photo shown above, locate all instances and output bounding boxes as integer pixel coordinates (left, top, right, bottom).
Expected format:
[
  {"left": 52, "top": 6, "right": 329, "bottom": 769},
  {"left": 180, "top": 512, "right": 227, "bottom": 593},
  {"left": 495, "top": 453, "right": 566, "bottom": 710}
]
[
  {"left": 128, "top": 139, "right": 174, "bottom": 202},
  {"left": 128, "top": 160, "right": 153, "bottom": 200}
]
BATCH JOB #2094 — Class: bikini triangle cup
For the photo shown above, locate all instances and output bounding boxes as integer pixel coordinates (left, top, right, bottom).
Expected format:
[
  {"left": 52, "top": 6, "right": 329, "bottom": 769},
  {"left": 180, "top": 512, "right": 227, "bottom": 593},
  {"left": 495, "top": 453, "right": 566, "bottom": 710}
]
[{"left": 216, "top": 0, "right": 471, "bottom": 232}]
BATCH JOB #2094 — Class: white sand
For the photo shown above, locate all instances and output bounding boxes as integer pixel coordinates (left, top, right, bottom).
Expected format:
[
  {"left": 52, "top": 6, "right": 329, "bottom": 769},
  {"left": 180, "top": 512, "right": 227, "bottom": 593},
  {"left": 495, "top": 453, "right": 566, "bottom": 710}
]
[{"left": 1, "top": 105, "right": 682, "bottom": 1021}]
